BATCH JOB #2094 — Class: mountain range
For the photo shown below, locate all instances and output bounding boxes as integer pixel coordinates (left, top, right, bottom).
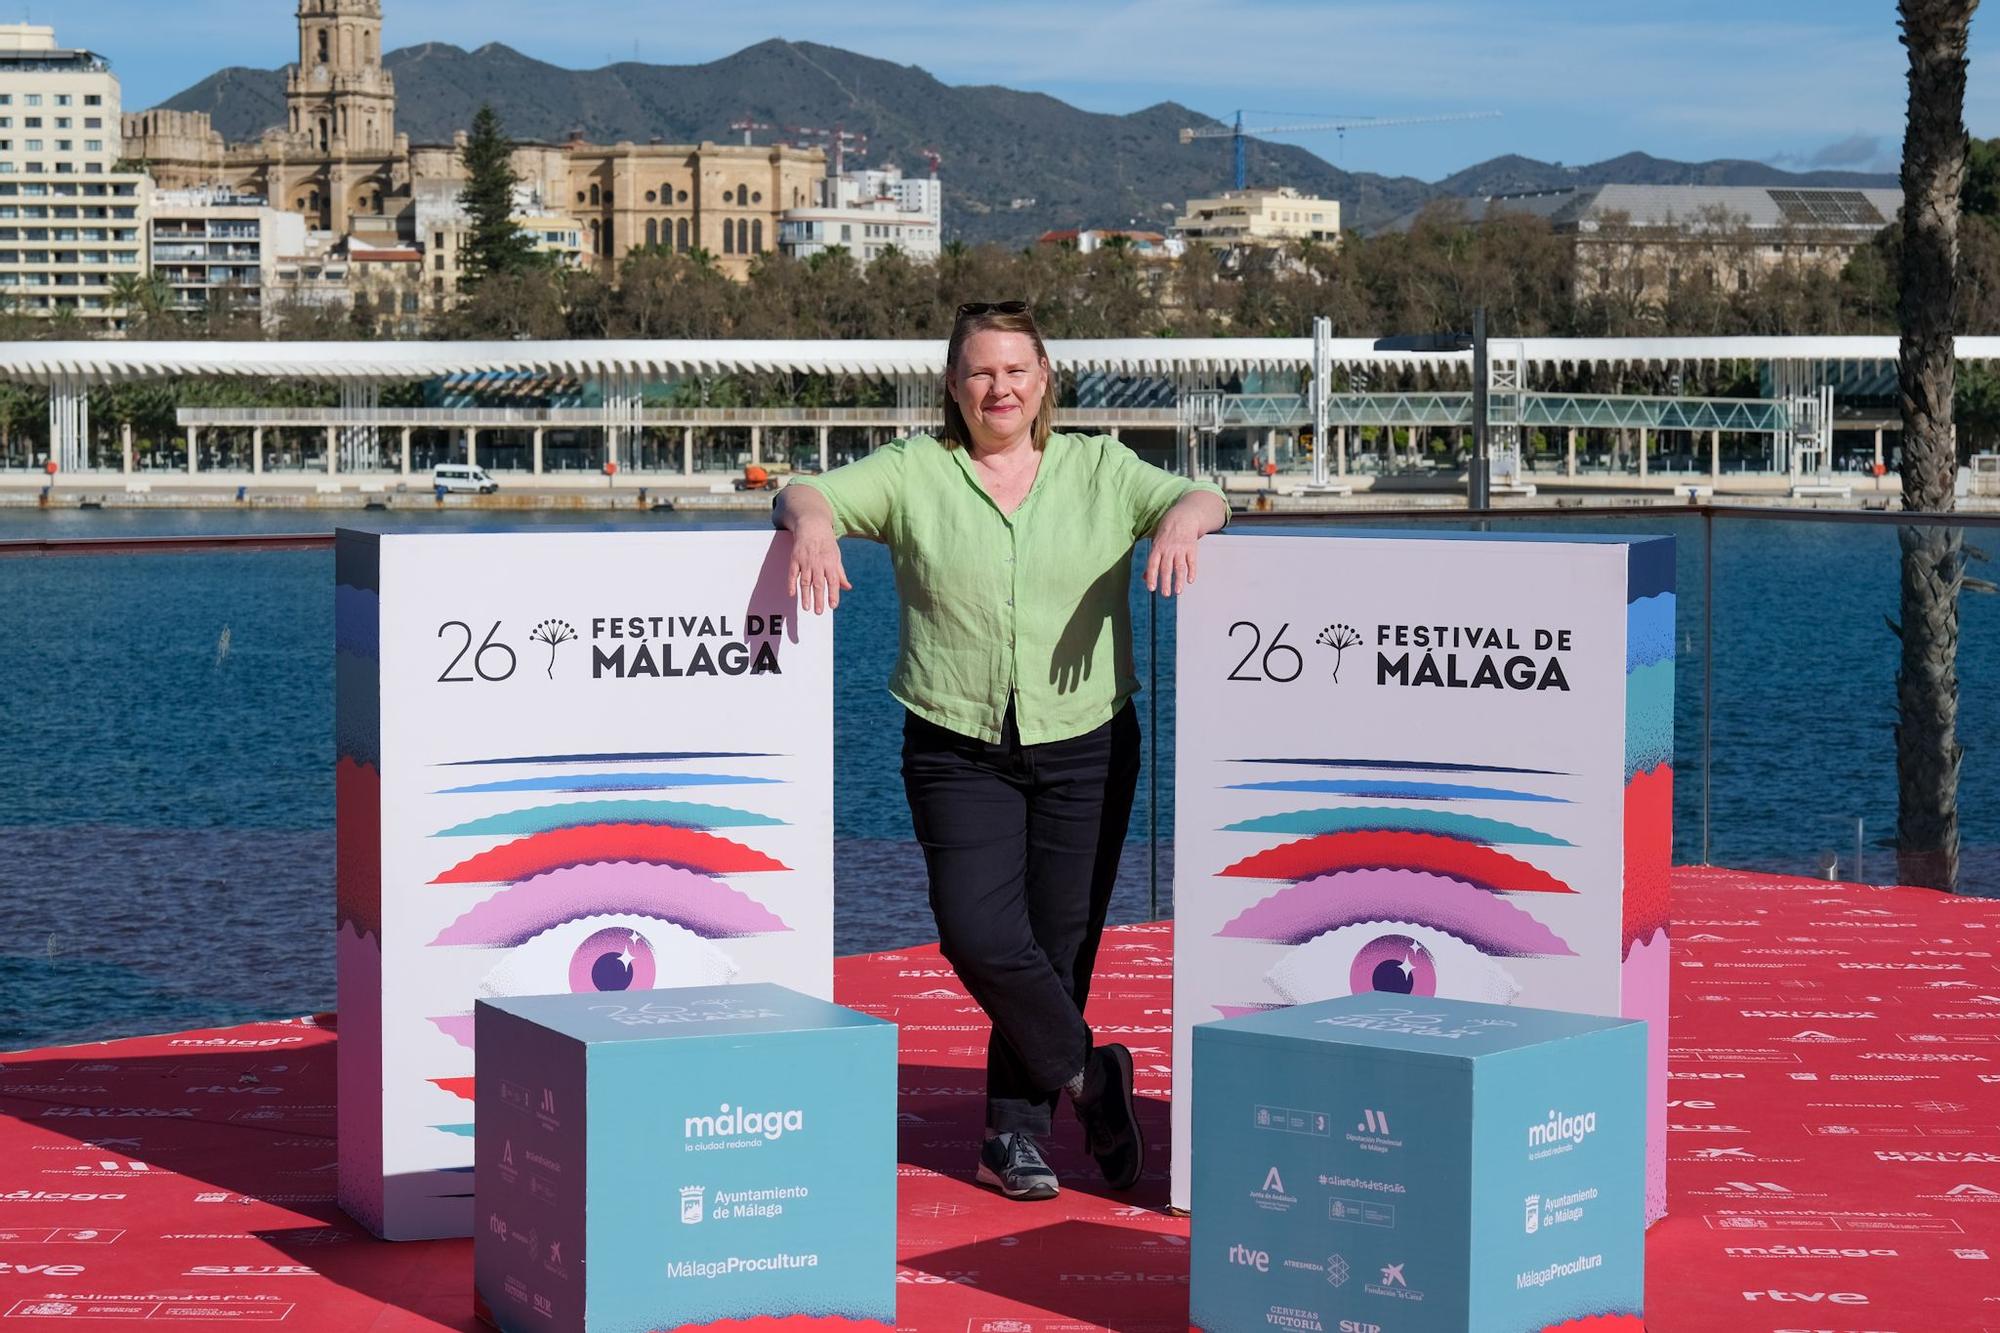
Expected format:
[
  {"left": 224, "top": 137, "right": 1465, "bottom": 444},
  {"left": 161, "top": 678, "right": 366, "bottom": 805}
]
[{"left": 157, "top": 38, "right": 1899, "bottom": 246}]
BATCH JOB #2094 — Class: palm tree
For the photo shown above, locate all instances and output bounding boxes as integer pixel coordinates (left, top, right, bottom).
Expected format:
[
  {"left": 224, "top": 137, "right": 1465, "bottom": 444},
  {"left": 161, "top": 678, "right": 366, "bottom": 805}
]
[{"left": 1893, "top": 0, "right": 1977, "bottom": 891}]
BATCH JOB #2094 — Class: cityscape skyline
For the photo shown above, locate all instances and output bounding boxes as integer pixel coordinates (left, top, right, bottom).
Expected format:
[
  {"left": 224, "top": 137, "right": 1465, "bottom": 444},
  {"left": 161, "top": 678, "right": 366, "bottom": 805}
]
[{"left": 55, "top": 0, "right": 1990, "bottom": 184}]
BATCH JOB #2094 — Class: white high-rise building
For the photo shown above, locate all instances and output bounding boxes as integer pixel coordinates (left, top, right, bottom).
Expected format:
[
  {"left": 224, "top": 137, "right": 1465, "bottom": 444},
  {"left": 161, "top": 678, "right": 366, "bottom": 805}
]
[
  {"left": 0, "top": 24, "right": 149, "bottom": 327},
  {"left": 780, "top": 162, "right": 942, "bottom": 266}
]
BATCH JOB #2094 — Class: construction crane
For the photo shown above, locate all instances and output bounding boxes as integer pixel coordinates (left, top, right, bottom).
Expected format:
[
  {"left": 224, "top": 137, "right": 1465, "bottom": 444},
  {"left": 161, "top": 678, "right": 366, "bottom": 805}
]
[
  {"left": 728, "top": 117, "right": 871, "bottom": 175},
  {"left": 1180, "top": 109, "right": 1501, "bottom": 191}
]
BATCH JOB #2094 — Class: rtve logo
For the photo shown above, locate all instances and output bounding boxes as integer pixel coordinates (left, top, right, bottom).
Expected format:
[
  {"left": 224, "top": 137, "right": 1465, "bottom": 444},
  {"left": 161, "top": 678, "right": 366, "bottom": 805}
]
[
  {"left": 1227, "top": 1243, "right": 1270, "bottom": 1273},
  {"left": 1740, "top": 1289, "right": 1869, "bottom": 1304}
]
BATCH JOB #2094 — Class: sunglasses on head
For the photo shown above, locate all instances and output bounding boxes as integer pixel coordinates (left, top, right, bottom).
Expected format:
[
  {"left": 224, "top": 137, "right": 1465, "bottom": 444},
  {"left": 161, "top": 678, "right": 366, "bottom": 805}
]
[{"left": 957, "top": 300, "right": 1030, "bottom": 317}]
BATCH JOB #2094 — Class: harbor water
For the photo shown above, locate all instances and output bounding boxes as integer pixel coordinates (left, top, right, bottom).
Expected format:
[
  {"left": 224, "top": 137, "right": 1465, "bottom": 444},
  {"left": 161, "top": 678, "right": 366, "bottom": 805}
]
[{"left": 2, "top": 506, "right": 1996, "bottom": 1047}]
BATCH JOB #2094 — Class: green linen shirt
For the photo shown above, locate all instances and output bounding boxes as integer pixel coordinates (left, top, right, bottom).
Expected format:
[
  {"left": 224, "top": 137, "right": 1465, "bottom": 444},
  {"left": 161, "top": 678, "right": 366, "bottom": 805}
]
[{"left": 789, "top": 432, "right": 1226, "bottom": 745}]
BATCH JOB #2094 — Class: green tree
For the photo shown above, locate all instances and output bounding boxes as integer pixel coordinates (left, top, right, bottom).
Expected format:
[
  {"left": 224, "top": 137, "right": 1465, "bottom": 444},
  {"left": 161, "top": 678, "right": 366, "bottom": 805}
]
[
  {"left": 1893, "top": 0, "right": 1978, "bottom": 891},
  {"left": 458, "top": 105, "right": 536, "bottom": 286}
]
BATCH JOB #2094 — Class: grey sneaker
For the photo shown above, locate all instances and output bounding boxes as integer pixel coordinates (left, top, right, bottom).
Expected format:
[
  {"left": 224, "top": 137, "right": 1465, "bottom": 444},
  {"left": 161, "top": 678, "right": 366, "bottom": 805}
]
[{"left": 976, "top": 1132, "right": 1059, "bottom": 1201}]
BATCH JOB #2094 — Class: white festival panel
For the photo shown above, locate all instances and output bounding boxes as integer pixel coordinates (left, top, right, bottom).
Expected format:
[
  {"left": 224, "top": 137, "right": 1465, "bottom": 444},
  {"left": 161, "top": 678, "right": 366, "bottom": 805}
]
[
  {"left": 335, "top": 529, "right": 832, "bottom": 1240},
  {"left": 1170, "top": 531, "right": 1674, "bottom": 1219}
]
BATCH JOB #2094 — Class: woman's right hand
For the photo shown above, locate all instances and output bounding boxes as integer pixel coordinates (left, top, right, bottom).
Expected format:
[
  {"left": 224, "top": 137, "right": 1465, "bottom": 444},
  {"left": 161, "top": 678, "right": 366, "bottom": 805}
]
[{"left": 788, "top": 522, "right": 852, "bottom": 614}]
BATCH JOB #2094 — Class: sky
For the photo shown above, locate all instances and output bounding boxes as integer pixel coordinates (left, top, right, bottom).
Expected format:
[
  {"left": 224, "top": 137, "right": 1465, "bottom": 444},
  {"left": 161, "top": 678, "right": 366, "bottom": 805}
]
[{"left": 49, "top": 0, "right": 2000, "bottom": 183}]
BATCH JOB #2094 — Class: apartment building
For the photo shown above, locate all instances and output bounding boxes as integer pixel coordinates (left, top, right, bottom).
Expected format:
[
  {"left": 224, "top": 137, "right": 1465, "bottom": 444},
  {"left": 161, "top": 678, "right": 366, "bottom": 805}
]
[
  {"left": 1172, "top": 186, "right": 1340, "bottom": 251},
  {"left": 0, "top": 24, "right": 148, "bottom": 327},
  {"left": 780, "top": 163, "right": 942, "bottom": 265},
  {"left": 149, "top": 188, "right": 309, "bottom": 322}
]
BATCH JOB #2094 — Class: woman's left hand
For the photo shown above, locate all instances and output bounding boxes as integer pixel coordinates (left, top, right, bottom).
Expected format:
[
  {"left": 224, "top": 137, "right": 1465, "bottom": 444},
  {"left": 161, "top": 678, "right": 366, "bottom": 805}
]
[{"left": 1145, "top": 492, "right": 1228, "bottom": 597}]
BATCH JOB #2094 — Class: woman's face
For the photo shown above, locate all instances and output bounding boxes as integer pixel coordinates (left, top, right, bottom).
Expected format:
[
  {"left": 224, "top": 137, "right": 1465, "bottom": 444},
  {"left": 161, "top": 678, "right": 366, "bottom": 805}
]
[{"left": 948, "top": 329, "right": 1047, "bottom": 448}]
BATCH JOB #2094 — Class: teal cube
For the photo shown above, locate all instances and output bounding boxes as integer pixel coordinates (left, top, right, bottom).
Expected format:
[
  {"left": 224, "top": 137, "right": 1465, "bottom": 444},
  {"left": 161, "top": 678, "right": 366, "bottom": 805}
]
[
  {"left": 474, "top": 983, "right": 896, "bottom": 1332},
  {"left": 1191, "top": 995, "right": 1645, "bottom": 1333}
]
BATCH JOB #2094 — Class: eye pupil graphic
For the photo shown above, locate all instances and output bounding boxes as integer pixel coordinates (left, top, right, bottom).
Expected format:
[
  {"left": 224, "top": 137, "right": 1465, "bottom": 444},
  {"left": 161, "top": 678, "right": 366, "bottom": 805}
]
[
  {"left": 567, "top": 926, "right": 657, "bottom": 994},
  {"left": 590, "top": 951, "right": 634, "bottom": 991},
  {"left": 1349, "top": 934, "right": 1437, "bottom": 997}
]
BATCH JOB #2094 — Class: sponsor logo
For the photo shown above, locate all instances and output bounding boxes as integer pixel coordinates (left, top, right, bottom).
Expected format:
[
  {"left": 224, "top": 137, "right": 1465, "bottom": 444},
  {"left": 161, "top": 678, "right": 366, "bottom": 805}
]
[
  {"left": 1264, "top": 1306, "right": 1324, "bottom": 1331},
  {"left": 1337, "top": 1322, "right": 1381, "bottom": 1333},
  {"left": 182, "top": 1264, "right": 316, "bottom": 1277},
  {"left": 1742, "top": 1011, "right": 1877, "bottom": 1020},
  {"left": 1840, "top": 961, "right": 1959, "bottom": 971},
  {"left": 1255, "top": 1105, "right": 1332, "bottom": 1137},
  {"left": 1364, "top": 1261, "right": 1423, "bottom": 1302},
  {"left": 1528, "top": 1108, "right": 1597, "bottom": 1159},
  {"left": 665, "top": 1251, "right": 820, "bottom": 1279},
  {"left": 0, "top": 1261, "right": 86, "bottom": 1277},
  {"left": 1524, "top": 1186, "right": 1595, "bottom": 1229},
  {"left": 1724, "top": 1246, "right": 1897, "bottom": 1258},
  {"left": 1313, "top": 1008, "right": 1515, "bottom": 1040},
  {"left": 165, "top": 1037, "right": 305, "bottom": 1047},
  {"left": 1228, "top": 1243, "right": 1270, "bottom": 1273},
  {"left": 1952, "top": 1247, "right": 1990, "bottom": 1259},
  {"left": 1346, "top": 1110, "right": 1402, "bottom": 1154},
  {"left": 0, "top": 1192, "right": 126, "bottom": 1204},
  {"left": 1740, "top": 1290, "right": 1869, "bottom": 1303},
  {"left": 682, "top": 1103, "right": 803, "bottom": 1149},
  {"left": 680, "top": 1186, "right": 705, "bottom": 1225},
  {"left": 1326, "top": 1196, "right": 1396, "bottom": 1228},
  {"left": 1250, "top": 1167, "right": 1296, "bottom": 1214},
  {"left": 1876, "top": 1151, "right": 2000, "bottom": 1164},
  {"left": 586, "top": 998, "right": 787, "bottom": 1027},
  {"left": 1516, "top": 1254, "right": 1603, "bottom": 1289}
]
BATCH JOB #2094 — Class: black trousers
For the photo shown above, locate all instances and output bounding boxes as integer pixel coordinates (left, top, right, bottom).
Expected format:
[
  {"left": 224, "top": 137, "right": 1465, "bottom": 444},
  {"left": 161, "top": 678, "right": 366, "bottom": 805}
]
[{"left": 902, "top": 700, "right": 1141, "bottom": 1137}]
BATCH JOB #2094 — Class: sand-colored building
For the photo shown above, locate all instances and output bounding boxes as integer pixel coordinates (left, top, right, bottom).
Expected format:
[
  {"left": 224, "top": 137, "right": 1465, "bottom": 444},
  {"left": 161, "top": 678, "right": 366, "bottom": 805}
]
[
  {"left": 122, "top": 0, "right": 823, "bottom": 281},
  {"left": 1172, "top": 186, "right": 1340, "bottom": 252}
]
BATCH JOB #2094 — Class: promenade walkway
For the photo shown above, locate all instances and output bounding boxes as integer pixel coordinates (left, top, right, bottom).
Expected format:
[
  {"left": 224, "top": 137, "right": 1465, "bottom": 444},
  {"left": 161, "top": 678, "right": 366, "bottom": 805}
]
[{"left": 0, "top": 866, "right": 1994, "bottom": 1330}]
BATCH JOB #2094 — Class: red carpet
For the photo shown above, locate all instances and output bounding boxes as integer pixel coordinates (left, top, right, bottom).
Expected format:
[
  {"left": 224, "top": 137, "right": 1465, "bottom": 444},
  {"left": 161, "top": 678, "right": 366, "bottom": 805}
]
[{"left": 1, "top": 867, "right": 1996, "bottom": 1331}]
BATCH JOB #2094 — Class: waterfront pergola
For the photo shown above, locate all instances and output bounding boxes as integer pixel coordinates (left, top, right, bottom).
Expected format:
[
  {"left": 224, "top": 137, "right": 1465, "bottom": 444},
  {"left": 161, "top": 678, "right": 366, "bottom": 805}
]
[{"left": 9, "top": 335, "right": 2000, "bottom": 483}]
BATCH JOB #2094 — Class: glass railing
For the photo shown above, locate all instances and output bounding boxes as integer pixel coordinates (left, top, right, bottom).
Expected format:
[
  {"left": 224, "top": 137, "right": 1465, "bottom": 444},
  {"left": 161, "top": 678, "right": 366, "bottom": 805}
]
[{"left": 2, "top": 504, "right": 1995, "bottom": 1051}]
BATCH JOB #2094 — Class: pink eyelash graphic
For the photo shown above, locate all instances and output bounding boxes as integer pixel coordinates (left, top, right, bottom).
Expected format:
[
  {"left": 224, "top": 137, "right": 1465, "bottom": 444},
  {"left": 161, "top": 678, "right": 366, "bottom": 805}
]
[{"left": 430, "top": 862, "right": 791, "bottom": 947}]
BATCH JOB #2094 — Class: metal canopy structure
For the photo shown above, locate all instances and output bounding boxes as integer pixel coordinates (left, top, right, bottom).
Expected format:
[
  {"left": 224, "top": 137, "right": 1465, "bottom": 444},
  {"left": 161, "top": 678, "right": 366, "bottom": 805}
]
[{"left": 17, "top": 334, "right": 2000, "bottom": 475}]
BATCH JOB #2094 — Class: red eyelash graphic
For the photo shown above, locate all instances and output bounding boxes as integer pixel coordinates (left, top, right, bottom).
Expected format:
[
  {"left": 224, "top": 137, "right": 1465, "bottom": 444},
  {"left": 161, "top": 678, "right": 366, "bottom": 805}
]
[
  {"left": 430, "top": 823, "right": 789, "bottom": 884},
  {"left": 1219, "top": 830, "right": 1575, "bottom": 894}
]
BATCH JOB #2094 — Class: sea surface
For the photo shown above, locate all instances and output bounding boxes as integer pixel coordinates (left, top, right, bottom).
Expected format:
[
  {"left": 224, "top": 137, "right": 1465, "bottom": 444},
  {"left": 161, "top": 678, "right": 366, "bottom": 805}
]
[{"left": 3, "top": 505, "right": 1997, "bottom": 1047}]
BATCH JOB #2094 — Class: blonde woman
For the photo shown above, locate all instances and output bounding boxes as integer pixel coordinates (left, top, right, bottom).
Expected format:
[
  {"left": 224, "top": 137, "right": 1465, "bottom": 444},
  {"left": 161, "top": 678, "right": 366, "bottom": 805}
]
[{"left": 775, "top": 301, "right": 1228, "bottom": 1200}]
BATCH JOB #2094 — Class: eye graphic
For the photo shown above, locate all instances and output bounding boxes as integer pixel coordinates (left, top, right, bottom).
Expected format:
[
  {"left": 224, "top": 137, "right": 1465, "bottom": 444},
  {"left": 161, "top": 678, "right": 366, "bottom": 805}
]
[
  {"left": 1228, "top": 778, "right": 1567, "bottom": 804},
  {"left": 1220, "top": 830, "right": 1575, "bottom": 896},
  {"left": 432, "top": 863, "right": 789, "bottom": 945},
  {"left": 475, "top": 913, "right": 738, "bottom": 1001},
  {"left": 1224, "top": 806, "right": 1571, "bottom": 848},
  {"left": 431, "top": 824, "right": 789, "bottom": 885},
  {"left": 1215, "top": 841, "right": 1576, "bottom": 1015},
  {"left": 1268, "top": 924, "right": 1521, "bottom": 1005},
  {"left": 438, "top": 771, "right": 777, "bottom": 795},
  {"left": 435, "top": 799, "right": 784, "bottom": 838}
]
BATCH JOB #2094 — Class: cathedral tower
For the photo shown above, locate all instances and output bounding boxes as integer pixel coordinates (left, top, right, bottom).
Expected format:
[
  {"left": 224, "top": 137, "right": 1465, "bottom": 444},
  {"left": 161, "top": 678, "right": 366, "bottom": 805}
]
[{"left": 285, "top": 0, "right": 395, "bottom": 155}]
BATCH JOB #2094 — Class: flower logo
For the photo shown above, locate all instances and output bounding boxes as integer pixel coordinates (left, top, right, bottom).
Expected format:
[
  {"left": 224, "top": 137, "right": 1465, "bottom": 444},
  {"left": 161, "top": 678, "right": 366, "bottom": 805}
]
[
  {"left": 1315, "top": 622, "right": 1363, "bottom": 683},
  {"left": 529, "top": 619, "right": 577, "bottom": 679}
]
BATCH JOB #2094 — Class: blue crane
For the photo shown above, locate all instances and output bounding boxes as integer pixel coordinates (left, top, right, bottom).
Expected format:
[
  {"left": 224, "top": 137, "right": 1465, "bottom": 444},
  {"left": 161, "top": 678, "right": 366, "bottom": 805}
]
[{"left": 1180, "top": 109, "right": 1501, "bottom": 192}]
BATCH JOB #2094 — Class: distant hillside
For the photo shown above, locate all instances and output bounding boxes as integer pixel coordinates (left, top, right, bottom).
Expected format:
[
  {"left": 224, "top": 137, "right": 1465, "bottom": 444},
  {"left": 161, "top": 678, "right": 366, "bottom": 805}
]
[{"left": 158, "top": 39, "right": 1897, "bottom": 245}]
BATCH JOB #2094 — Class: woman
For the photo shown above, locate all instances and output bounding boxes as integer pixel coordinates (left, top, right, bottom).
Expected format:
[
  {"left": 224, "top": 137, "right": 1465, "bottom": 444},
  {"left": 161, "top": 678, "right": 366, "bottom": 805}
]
[{"left": 774, "top": 302, "right": 1228, "bottom": 1200}]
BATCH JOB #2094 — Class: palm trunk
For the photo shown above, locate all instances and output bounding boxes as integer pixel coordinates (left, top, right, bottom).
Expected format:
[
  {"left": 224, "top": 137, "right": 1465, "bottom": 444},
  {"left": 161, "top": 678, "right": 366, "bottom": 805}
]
[{"left": 1894, "top": 0, "right": 1975, "bottom": 890}]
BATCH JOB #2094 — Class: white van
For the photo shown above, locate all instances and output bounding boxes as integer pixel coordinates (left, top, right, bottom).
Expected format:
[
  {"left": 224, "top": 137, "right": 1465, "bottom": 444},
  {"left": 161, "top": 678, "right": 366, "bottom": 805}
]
[{"left": 433, "top": 464, "right": 499, "bottom": 494}]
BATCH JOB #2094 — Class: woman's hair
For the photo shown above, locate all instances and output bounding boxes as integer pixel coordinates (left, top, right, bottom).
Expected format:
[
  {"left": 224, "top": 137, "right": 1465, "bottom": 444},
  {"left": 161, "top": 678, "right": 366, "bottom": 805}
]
[{"left": 941, "top": 303, "right": 1056, "bottom": 451}]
